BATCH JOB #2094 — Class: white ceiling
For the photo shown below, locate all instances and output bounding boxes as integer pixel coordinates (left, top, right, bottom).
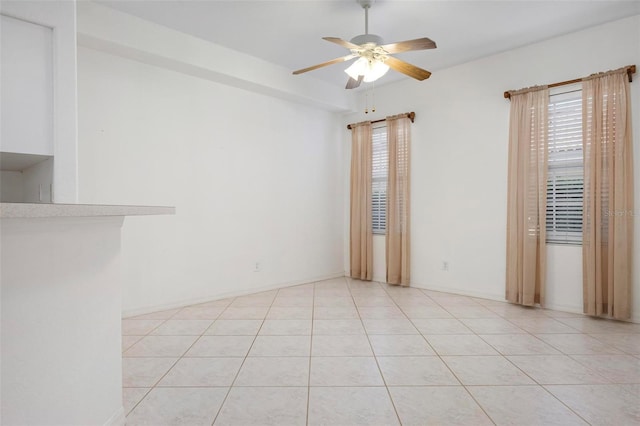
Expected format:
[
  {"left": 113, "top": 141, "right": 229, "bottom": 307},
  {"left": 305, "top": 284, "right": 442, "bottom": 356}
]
[{"left": 98, "top": 0, "right": 640, "bottom": 89}]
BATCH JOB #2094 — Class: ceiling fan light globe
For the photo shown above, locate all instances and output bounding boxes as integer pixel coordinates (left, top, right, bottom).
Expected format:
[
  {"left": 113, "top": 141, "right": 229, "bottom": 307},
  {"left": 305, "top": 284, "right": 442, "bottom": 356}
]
[
  {"left": 345, "top": 57, "right": 369, "bottom": 80},
  {"left": 363, "top": 61, "right": 389, "bottom": 82},
  {"left": 345, "top": 57, "right": 389, "bottom": 83}
]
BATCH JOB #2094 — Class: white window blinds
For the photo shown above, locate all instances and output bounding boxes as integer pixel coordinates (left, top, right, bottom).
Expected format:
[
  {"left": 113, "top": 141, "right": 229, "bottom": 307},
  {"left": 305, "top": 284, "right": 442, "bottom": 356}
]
[
  {"left": 546, "top": 90, "right": 583, "bottom": 244},
  {"left": 372, "top": 125, "right": 388, "bottom": 234}
]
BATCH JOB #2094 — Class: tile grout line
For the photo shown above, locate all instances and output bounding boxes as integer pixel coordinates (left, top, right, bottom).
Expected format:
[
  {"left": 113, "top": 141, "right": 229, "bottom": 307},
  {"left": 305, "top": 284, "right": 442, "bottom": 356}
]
[
  {"left": 121, "top": 305, "right": 192, "bottom": 416},
  {"left": 148, "top": 300, "right": 237, "bottom": 421},
  {"left": 387, "top": 285, "right": 500, "bottom": 425},
  {"left": 408, "top": 288, "right": 501, "bottom": 425},
  {"left": 537, "top": 384, "right": 594, "bottom": 425},
  {"left": 349, "top": 278, "right": 404, "bottom": 425},
  {"left": 121, "top": 279, "right": 640, "bottom": 424},
  {"left": 122, "top": 301, "right": 233, "bottom": 418},
  {"left": 209, "top": 291, "right": 278, "bottom": 426},
  {"left": 122, "top": 387, "right": 153, "bottom": 418},
  {"left": 305, "top": 278, "right": 318, "bottom": 426},
  {"left": 424, "top": 290, "right": 607, "bottom": 425}
]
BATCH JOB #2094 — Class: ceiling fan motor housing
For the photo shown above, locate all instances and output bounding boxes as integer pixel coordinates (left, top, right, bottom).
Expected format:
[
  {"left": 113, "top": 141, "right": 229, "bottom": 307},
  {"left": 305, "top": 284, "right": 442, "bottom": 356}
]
[
  {"left": 357, "top": 0, "right": 375, "bottom": 9},
  {"left": 350, "top": 33, "right": 384, "bottom": 47}
]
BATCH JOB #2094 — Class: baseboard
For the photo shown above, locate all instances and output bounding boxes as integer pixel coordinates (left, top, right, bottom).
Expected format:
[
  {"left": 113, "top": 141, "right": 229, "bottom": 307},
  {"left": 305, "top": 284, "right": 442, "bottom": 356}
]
[
  {"left": 542, "top": 302, "right": 583, "bottom": 315},
  {"left": 123, "top": 274, "right": 639, "bottom": 324},
  {"left": 411, "top": 282, "right": 506, "bottom": 303},
  {"left": 122, "top": 271, "right": 345, "bottom": 318},
  {"left": 103, "top": 406, "right": 125, "bottom": 426},
  {"left": 413, "top": 283, "right": 640, "bottom": 324},
  {"left": 372, "top": 275, "right": 387, "bottom": 283}
]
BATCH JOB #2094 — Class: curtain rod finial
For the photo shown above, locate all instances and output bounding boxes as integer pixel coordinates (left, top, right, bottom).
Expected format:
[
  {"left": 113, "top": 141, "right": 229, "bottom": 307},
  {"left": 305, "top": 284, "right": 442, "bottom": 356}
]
[{"left": 628, "top": 65, "right": 636, "bottom": 82}]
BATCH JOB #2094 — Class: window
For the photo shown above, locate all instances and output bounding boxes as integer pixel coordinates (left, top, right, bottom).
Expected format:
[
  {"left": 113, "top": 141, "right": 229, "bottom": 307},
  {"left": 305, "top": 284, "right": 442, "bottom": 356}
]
[
  {"left": 372, "top": 125, "right": 387, "bottom": 234},
  {"left": 546, "top": 89, "right": 583, "bottom": 244}
]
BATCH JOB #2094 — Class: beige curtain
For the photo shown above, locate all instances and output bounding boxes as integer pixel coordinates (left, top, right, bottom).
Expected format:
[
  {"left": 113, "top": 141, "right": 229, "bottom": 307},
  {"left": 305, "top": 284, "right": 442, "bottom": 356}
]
[
  {"left": 506, "top": 87, "right": 549, "bottom": 306},
  {"left": 350, "top": 122, "right": 373, "bottom": 280},
  {"left": 386, "top": 115, "right": 411, "bottom": 286},
  {"left": 582, "top": 69, "right": 634, "bottom": 320}
]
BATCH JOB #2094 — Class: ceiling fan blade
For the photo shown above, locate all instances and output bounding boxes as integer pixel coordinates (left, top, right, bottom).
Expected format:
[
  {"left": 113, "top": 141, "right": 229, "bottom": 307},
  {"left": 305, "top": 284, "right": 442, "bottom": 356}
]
[
  {"left": 381, "top": 37, "right": 437, "bottom": 54},
  {"left": 292, "top": 54, "right": 357, "bottom": 75},
  {"left": 322, "top": 37, "right": 362, "bottom": 50},
  {"left": 385, "top": 56, "right": 432, "bottom": 81},
  {"left": 345, "top": 75, "right": 364, "bottom": 90}
]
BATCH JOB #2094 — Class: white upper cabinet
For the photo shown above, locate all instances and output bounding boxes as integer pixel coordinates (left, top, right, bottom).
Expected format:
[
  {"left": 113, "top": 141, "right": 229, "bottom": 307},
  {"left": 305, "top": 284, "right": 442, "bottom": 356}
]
[
  {"left": 1, "top": 14, "right": 54, "bottom": 156},
  {"left": 0, "top": 0, "right": 78, "bottom": 203}
]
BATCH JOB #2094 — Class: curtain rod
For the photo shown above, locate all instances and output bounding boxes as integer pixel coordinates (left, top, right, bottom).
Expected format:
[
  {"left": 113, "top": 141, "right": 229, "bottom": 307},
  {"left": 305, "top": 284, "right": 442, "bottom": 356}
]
[
  {"left": 503, "top": 64, "right": 636, "bottom": 99},
  {"left": 347, "top": 112, "right": 415, "bottom": 130}
]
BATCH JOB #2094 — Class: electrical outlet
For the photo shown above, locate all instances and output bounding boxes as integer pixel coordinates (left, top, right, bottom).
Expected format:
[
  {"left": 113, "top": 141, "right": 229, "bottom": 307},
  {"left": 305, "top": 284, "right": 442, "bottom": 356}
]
[
  {"left": 442, "top": 261, "right": 449, "bottom": 271},
  {"left": 254, "top": 262, "right": 261, "bottom": 272}
]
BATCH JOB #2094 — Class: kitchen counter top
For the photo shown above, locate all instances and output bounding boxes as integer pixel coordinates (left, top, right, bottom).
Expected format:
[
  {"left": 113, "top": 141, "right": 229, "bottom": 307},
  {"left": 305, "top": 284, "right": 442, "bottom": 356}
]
[{"left": 0, "top": 202, "right": 175, "bottom": 218}]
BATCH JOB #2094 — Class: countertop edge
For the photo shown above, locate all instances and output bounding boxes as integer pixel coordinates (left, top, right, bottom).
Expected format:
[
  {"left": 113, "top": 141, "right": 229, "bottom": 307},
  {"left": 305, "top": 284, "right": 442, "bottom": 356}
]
[{"left": 0, "top": 203, "right": 176, "bottom": 219}]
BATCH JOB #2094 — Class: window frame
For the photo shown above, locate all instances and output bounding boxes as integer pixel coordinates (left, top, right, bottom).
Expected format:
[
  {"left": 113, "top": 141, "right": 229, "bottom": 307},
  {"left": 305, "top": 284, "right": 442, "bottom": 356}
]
[
  {"left": 371, "top": 123, "right": 387, "bottom": 235},
  {"left": 546, "top": 86, "right": 584, "bottom": 245}
]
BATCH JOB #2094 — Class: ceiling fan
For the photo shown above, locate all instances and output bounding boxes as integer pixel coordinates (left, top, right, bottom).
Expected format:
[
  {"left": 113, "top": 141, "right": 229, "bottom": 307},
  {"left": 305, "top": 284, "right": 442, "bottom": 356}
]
[{"left": 292, "top": 0, "right": 437, "bottom": 89}]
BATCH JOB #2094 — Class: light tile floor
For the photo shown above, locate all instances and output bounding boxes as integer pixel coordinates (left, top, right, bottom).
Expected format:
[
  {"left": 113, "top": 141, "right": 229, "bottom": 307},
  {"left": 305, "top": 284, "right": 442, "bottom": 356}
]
[{"left": 122, "top": 277, "right": 640, "bottom": 425}]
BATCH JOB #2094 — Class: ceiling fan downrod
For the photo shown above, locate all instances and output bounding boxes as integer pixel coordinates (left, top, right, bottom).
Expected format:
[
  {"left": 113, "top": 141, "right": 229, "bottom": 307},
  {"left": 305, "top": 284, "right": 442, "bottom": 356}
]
[
  {"left": 357, "top": 0, "right": 374, "bottom": 34},
  {"left": 351, "top": 0, "right": 383, "bottom": 47},
  {"left": 363, "top": 1, "right": 369, "bottom": 34}
]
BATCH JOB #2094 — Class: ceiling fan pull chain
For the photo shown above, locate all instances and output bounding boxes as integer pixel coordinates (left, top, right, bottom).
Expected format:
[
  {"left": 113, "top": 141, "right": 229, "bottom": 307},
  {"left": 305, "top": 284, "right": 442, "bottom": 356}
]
[
  {"left": 364, "top": 90, "right": 369, "bottom": 114},
  {"left": 371, "top": 81, "right": 376, "bottom": 113}
]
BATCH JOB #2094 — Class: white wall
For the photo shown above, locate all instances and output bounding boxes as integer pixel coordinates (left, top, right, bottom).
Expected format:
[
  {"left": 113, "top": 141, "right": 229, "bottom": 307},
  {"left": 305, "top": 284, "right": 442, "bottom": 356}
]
[
  {"left": 0, "top": 159, "right": 53, "bottom": 202},
  {"left": 22, "top": 158, "right": 54, "bottom": 202},
  {"left": 343, "top": 15, "right": 640, "bottom": 321},
  {"left": 372, "top": 236, "right": 386, "bottom": 282},
  {"left": 0, "top": 171, "right": 23, "bottom": 202},
  {"left": 76, "top": 1, "right": 352, "bottom": 114},
  {"left": 78, "top": 47, "right": 344, "bottom": 315}
]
